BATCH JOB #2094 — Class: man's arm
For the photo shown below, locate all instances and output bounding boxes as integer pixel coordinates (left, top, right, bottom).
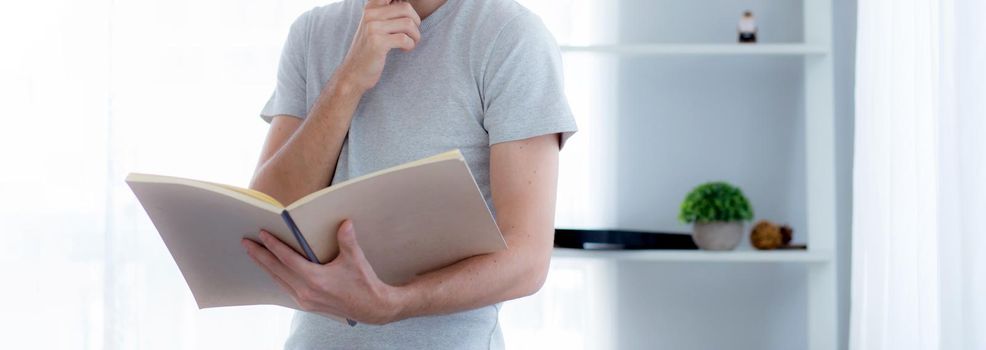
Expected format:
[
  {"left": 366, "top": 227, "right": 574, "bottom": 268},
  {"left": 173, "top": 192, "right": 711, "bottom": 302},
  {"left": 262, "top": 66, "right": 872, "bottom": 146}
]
[
  {"left": 249, "top": 81, "right": 361, "bottom": 204},
  {"left": 251, "top": 0, "right": 421, "bottom": 204},
  {"left": 243, "top": 133, "right": 561, "bottom": 324},
  {"left": 393, "top": 134, "right": 559, "bottom": 316}
]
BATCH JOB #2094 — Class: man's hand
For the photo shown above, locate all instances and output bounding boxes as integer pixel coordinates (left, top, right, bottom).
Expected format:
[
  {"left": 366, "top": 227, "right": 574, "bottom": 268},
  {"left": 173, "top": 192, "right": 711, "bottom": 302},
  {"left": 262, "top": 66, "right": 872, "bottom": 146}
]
[
  {"left": 337, "top": 0, "right": 421, "bottom": 93},
  {"left": 242, "top": 220, "right": 404, "bottom": 325},
  {"left": 249, "top": 1, "right": 422, "bottom": 205},
  {"left": 250, "top": 135, "right": 561, "bottom": 323}
]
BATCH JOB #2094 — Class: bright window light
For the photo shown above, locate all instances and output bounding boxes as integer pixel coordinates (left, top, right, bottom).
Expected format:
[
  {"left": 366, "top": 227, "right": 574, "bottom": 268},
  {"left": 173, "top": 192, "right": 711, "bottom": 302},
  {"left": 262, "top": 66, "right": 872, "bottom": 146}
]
[{"left": 0, "top": 1, "right": 617, "bottom": 349}]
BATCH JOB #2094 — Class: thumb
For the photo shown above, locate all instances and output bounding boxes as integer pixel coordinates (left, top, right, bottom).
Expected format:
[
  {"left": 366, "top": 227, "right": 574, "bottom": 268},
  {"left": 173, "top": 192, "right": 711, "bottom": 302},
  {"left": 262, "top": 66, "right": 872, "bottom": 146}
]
[
  {"left": 367, "top": 0, "right": 391, "bottom": 8},
  {"left": 336, "top": 220, "right": 364, "bottom": 258}
]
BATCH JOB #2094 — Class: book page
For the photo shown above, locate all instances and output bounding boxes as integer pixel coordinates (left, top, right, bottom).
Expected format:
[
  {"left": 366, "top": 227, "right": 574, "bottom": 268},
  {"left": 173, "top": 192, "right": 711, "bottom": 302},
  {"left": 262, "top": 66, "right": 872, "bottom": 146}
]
[
  {"left": 288, "top": 156, "right": 507, "bottom": 285},
  {"left": 127, "top": 178, "right": 297, "bottom": 309},
  {"left": 213, "top": 183, "right": 284, "bottom": 208},
  {"left": 126, "top": 173, "right": 284, "bottom": 211}
]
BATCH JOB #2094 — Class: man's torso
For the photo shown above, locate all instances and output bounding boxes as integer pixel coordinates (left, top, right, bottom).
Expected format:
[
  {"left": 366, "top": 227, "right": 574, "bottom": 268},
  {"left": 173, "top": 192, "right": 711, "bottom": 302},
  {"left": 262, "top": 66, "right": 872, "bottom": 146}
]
[{"left": 283, "top": 1, "right": 540, "bottom": 348}]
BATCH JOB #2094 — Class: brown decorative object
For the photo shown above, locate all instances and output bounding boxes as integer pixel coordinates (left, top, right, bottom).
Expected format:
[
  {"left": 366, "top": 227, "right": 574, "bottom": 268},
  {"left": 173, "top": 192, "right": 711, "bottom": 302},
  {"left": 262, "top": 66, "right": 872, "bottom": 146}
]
[
  {"left": 751, "top": 221, "right": 805, "bottom": 250},
  {"left": 750, "top": 220, "right": 783, "bottom": 250}
]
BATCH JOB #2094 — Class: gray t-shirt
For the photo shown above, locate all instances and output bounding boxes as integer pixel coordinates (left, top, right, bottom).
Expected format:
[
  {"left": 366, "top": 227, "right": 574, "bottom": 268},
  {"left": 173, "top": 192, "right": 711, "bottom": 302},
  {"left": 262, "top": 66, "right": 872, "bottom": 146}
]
[{"left": 259, "top": 0, "right": 577, "bottom": 349}]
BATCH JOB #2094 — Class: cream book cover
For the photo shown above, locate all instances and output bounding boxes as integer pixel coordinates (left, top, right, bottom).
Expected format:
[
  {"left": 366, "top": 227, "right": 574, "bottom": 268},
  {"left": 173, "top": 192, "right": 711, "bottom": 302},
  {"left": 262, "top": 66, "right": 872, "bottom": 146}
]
[{"left": 126, "top": 149, "right": 506, "bottom": 323}]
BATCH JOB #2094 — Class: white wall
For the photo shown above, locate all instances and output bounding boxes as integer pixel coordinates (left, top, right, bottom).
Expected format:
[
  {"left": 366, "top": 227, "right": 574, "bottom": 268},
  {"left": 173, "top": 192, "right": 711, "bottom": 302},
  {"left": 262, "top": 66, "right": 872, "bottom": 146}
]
[{"left": 541, "top": 0, "right": 855, "bottom": 348}]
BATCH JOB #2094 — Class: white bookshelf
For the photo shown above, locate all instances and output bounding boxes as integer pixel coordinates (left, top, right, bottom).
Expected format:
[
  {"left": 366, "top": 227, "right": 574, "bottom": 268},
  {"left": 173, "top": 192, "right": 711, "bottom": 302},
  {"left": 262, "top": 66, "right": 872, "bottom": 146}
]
[
  {"left": 560, "top": 43, "right": 829, "bottom": 56},
  {"left": 553, "top": 0, "right": 839, "bottom": 349},
  {"left": 553, "top": 248, "right": 833, "bottom": 263}
]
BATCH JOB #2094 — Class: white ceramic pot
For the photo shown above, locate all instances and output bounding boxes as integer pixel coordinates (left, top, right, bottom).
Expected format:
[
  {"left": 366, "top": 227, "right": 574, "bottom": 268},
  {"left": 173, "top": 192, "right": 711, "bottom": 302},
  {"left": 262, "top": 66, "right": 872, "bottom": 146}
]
[{"left": 692, "top": 221, "right": 744, "bottom": 251}]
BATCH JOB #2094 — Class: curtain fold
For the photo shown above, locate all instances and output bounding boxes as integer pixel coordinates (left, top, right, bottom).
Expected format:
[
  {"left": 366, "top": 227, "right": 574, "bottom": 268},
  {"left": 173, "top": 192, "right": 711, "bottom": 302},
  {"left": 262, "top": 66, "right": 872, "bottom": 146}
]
[{"left": 852, "top": 0, "right": 986, "bottom": 349}]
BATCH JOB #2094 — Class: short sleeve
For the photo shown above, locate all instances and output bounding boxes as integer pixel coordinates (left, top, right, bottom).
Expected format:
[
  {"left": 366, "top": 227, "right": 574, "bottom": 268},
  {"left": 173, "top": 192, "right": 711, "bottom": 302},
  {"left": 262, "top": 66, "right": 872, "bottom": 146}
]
[
  {"left": 260, "top": 11, "right": 311, "bottom": 123},
  {"left": 481, "top": 12, "right": 578, "bottom": 148}
]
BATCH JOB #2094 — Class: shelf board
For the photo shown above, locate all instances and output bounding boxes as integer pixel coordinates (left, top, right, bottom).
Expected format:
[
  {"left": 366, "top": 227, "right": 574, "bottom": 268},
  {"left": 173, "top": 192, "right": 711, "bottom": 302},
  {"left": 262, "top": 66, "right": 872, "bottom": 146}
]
[
  {"left": 559, "top": 43, "right": 829, "bottom": 56},
  {"left": 552, "top": 248, "right": 832, "bottom": 263}
]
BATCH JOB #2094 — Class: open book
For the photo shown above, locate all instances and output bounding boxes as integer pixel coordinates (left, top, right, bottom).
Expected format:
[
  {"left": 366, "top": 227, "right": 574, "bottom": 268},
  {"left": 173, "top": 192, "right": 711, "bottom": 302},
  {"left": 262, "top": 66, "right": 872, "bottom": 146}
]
[{"left": 126, "top": 150, "right": 506, "bottom": 324}]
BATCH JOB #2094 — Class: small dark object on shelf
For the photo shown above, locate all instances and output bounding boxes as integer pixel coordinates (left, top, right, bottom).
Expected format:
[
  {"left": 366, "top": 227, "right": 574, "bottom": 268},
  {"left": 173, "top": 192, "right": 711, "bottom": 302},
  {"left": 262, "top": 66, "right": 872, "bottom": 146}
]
[
  {"left": 780, "top": 225, "right": 793, "bottom": 245},
  {"left": 555, "top": 229, "right": 698, "bottom": 250},
  {"left": 778, "top": 244, "right": 808, "bottom": 250},
  {"left": 738, "top": 10, "right": 758, "bottom": 43}
]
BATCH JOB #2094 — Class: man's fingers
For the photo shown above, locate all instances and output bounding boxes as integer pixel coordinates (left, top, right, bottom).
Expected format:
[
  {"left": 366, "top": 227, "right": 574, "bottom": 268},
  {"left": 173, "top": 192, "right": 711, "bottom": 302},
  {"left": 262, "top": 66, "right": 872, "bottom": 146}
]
[
  {"left": 368, "top": 18, "right": 421, "bottom": 44},
  {"left": 245, "top": 238, "right": 350, "bottom": 316},
  {"left": 386, "top": 33, "right": 416, "bottom": 52},
  {"left": 266, "top": 266, "right": 300, "bottom": 298},
  {"left": 259, "top": 230, "right": 319, "bottom": 271},
  {"left": 365, "top": 1, "right": 421, "bottom": 26},
  {"left": 336, "top": 220, "right": 367, "bottom": 261},
  {"left": 366, "top": 0, "right": 391, "bottom": 9},
  {"left": 242, "top": 238, "right": 309, "bottom": 290}
]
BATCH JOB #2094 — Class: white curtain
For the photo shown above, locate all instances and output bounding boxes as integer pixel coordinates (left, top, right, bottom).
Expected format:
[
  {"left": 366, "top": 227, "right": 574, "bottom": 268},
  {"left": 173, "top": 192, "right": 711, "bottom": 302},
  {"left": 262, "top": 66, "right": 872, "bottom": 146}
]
[
  {"left": 851, "top": 0, "right": 986, "bottom": 349},
  {"left": 1, "top": 0, "right": 320, "bottom": 348},
  {"left": 0, "top": 0, "right": 614, "bottom": 349}
]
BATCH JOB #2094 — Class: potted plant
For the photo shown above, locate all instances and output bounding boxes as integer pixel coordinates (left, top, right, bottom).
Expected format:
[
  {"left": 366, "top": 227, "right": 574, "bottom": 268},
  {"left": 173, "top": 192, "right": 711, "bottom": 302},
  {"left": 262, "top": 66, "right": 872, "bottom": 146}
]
[{"left": 678, "top": 181, "right": 754, "bottom": 251}]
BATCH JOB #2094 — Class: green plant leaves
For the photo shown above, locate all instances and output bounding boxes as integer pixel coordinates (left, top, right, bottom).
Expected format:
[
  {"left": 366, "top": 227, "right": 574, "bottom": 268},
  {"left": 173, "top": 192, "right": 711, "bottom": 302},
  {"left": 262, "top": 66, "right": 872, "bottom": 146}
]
[{"left": 678, "top": 181, "right": 754, "bottom": 223}]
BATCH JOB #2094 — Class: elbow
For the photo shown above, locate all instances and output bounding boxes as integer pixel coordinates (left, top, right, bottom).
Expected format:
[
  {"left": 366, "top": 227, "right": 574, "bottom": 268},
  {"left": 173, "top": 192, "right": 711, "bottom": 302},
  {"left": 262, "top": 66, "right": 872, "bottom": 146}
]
[
  {"left": 516, "top": 256, "right": 551, "bottom": 298},
  {"left": 249, "top": 166, "right": 300, "bottom": 205},
  {"left": 248, "top": 171, "right": 278, "bottom": 200},
  {"left": 525, "top": 266, "right": 549, "bottom": 297}
]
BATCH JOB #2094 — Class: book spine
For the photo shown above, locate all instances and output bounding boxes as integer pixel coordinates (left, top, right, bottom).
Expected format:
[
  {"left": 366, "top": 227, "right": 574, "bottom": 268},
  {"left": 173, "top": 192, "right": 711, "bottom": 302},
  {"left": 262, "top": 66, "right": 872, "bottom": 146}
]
[
  {"left": 280, "top": 211, "right": 319, "bottom": 263},
  {"left": 280, "top": 211, "right": 359, "bottom": 327}
]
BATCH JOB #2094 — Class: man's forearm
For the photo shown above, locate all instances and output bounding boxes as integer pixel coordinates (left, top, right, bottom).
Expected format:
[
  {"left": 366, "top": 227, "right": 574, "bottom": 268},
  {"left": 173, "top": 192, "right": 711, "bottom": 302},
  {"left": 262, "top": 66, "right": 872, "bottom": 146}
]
[
  {"left": 252, "top": 0, "right": 425, "bottom": 204},
  {"left": 387, "top": 135, "right": 560, "bottom": 320},
  {"left": 250, "top": 77, "right": 364, "bottom": 204},
  {"left": 391, "top": 232, "right": 552, "bottom": 320}
]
